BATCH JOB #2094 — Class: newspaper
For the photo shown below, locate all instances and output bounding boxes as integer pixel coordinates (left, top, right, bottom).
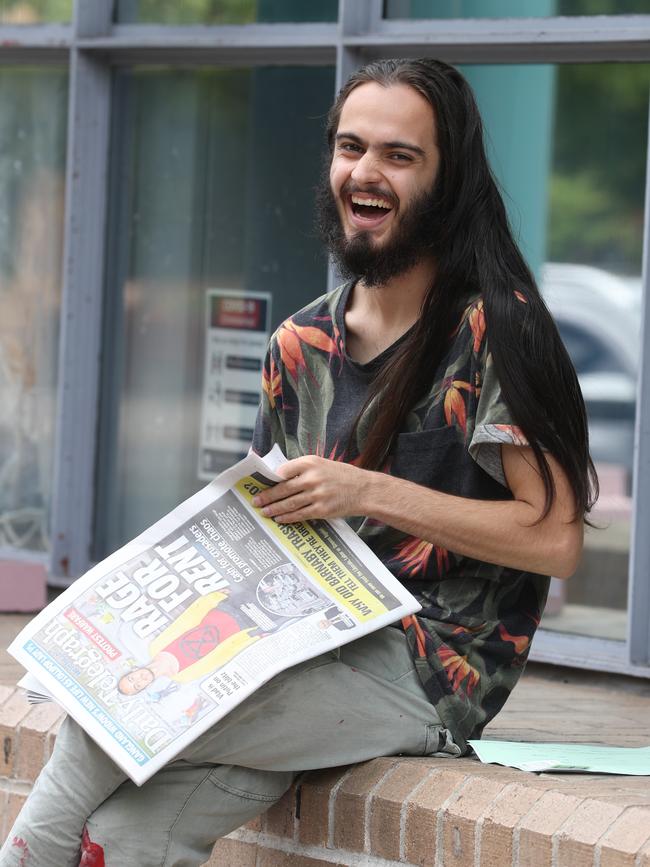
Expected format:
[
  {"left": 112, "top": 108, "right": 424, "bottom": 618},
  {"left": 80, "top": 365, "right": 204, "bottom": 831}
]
[
  {"left": 8, "top": 447, "right": 420, "bottom": 785},
  {"left": 469, "top": 739, "right": 650, "bottom": 775}
]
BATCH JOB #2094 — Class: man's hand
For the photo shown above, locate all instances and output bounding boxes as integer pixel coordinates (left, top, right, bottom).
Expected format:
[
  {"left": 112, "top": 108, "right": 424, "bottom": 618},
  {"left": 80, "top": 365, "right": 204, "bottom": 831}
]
[
  {"left": 250, "top": 446, "right": 582, "bottom": 578},
  {"left": 252, "top": 456, "right": 374, "bottom": 522}
]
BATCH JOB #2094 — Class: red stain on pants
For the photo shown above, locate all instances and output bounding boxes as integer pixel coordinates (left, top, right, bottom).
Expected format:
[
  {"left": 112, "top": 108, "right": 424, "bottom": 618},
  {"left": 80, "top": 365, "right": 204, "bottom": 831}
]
[
  {"left": 11, "top": 837, "right": 30, "bottom": 866},
  {"left": 79, "top": 827, "right": 105, "bottom": 866}
]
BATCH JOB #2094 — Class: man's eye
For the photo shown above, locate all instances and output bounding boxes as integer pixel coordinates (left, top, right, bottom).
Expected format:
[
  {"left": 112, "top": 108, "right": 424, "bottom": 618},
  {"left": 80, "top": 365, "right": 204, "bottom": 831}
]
[
  {"left": 389, "top": 153, "right": 412, "bottom": 162},
  {"left": 339, "top": 142, "right": 362, "bottom": 153}
]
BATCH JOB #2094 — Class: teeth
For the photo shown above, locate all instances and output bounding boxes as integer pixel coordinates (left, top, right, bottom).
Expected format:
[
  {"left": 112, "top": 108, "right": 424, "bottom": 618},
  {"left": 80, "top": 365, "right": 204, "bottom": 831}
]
[{"left": 350, "top": 195, "right": 392, "bottom": 209}]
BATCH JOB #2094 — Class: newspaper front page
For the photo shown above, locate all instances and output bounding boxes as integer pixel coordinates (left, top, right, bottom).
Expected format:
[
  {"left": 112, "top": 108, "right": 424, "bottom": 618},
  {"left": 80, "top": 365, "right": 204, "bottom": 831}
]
[{"left": 8, "top": 448, "right": 420, "bottom": 785}]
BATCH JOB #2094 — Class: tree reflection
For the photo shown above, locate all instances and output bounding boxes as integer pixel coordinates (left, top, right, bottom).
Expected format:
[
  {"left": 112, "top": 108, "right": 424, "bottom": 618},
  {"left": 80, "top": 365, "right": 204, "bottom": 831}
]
[{"left": 0, "top": 0, "right": 71, "bottom": 23}]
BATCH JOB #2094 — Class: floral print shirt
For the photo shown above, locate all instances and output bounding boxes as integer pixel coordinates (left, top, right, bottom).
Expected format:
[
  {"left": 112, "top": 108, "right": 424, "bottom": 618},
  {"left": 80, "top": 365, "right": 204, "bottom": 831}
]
[{"left": 252, "top": 282, "right": 550, "bottom": 753}]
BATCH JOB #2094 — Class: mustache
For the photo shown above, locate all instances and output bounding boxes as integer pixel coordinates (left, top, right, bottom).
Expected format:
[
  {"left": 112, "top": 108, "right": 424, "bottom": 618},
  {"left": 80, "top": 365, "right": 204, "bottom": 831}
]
[{"left": 339, "top": 180, "right": 399, "bottom": 210}]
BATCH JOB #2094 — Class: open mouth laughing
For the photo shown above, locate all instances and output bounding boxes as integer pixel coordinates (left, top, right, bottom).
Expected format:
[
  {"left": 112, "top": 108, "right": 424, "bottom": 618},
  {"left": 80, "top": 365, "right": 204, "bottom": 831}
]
[{"left": 346, "top": 190, "right": 396, "bottom": 229}]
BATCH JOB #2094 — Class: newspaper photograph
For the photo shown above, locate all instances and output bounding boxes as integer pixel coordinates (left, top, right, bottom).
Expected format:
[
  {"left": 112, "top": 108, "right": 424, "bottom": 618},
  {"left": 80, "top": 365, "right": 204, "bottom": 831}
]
[{"left": 8, "top": 447, "right": 420, "bottom": 785}]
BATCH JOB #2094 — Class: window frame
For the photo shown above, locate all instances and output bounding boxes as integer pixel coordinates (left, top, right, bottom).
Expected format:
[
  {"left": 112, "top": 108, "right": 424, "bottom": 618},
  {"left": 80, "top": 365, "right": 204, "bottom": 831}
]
[{"left": 0, "top": 0, "right": 648, "bottom": 675}]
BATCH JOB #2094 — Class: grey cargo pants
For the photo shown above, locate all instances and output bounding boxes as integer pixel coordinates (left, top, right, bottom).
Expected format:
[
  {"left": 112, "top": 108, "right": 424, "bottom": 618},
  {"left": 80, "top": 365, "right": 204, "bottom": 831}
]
[{"left": 0, "top": 627, "right": 459, "bottom": 867}]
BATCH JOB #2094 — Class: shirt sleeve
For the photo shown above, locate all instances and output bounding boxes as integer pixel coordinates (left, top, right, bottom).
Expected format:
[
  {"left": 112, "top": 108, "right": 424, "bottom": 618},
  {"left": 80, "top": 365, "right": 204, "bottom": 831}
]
[
  {"left": 468, "top": 327, "right": 529, "bottom": 489},
  {"left": 251, "top": 338, "right": 287, "bottom": 457}
]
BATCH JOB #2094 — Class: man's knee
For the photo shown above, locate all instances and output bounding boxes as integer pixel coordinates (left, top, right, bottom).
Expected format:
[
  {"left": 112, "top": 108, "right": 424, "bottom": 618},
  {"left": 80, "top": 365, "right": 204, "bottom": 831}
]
[{"left": 83, "top": 764, "right": 294, "bottom": 866}]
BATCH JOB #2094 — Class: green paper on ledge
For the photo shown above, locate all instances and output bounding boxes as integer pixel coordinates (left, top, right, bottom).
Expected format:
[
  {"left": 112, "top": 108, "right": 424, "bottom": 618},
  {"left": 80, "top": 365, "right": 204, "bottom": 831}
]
[{"left": 468, "top": 740, "right": 650, "bottom": 775}]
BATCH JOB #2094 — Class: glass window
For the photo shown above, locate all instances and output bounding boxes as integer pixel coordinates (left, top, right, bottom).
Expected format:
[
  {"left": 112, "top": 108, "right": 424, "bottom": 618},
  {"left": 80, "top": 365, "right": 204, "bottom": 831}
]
[
  {"left": 0, "top": 0, "right": 72, "bottom": 23},
  {"left": 453, "top": 61, "right": 647, "bottom": 642},
  {"left": 115, "top": 0, "right": 338, "bottom": 24},
  {"left": 556, "top": 322, "right": 626, "bottom": 376},
  {"left": 94, "top": 65, "right": 334, "bottom": 558},
  {"left": 0, "top": 67, "right": 68, "bottom": 552},
  {"left": 384, "top": 0, "right": 650, "bottom": 18}
]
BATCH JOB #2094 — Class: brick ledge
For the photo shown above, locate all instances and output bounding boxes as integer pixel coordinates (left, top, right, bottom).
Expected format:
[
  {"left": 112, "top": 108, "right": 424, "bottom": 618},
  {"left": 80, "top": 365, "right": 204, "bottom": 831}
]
[
  {"left": 206, "top": 754, "right": 650, "bottom": 866},
  {"left": 223, "top": 827, "right": 409, "bottom": 865},
  {"left": 2, "top": 686, "right": 650, "bottom": 866}
]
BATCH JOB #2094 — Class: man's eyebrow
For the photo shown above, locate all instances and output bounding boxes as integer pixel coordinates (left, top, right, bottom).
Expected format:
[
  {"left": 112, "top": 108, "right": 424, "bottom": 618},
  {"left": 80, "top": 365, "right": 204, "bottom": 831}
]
[
  {"left": 383, "top": 140, "right": 426, "bottom": 156},
  {"left": 335, "top": 132, "right": 426, "bottom": 157}
]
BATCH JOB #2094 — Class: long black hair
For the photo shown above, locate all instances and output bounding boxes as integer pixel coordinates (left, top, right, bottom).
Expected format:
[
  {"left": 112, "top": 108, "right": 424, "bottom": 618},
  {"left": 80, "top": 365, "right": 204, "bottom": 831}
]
[{"left": 327, "top": 58, "right": 598, "bottom": 521}]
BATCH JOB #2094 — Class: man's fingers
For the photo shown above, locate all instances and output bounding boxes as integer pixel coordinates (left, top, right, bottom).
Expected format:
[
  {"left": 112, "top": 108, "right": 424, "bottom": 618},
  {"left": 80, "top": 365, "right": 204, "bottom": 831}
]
[
  {"left": 261, "top": 493, "right": 312, "bottom": 518},
  {"left": 275, "top": 457, "right": 312, "bottom": 480},
  {"left": 253, "top": 476, "right": 303, "bottom": 507},
  {"left": 272, "top": 508, "right": 314, "bottom": 524}
]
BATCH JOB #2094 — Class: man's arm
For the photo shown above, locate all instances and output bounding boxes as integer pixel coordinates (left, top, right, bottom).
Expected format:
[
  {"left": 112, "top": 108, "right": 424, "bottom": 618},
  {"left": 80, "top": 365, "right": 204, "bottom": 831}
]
[{"left": 252, "top": 446, "right": 583, "bottom": 579}]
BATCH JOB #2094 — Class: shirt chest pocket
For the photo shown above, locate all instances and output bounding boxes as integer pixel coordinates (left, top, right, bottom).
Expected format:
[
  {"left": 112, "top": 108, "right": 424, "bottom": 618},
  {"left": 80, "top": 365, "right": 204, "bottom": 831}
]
[{"left": 391, "top": 426, "right": 463, "bottom": 494}]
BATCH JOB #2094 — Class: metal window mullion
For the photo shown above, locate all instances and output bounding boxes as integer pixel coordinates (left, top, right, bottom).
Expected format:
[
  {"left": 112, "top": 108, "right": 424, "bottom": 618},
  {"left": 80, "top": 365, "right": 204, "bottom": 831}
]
[
  {"left": 628, "top": 96, "right": 650, "bottom": 667},
  {"left": 74, "top": 21, "right": 339, "bottom": 66},
  {"left": 530, "top": 630, "right": 644, "bottom": 677},
  {"left": 0, "top": 23, "right": 72, "bottom": 64},
  {"left": 0, "top": 49, "right": 69, "bottom": 65},
  {"left": 326, "top": 32, "right": 356, "bottom": 293},
  {"left": 327, "top": 0, "right": 377, "bottom": 292},
  {"left": 48, "top": 0, "right": 113, "bottom": 585},
  {"left": 357, "top": 14, "right": 650, "bottom": 63},
  {"left": 338, "top": 0, "right": 382, "bottom": 39},
  {"left": 0, "top": 23, "right": 72, "bottom": 45},
  {"left": 78, "top": 21, "right": 339, "bottom": 49},
  {"left": 345, "top": 39, "right": 650, "bottom": 65},
  {"left": 336, "top": 0, "right": 381, "bottom": 89},
  {"left": 109, "top": 21, "right": 338, "bottom": 40},
  {"left": 73, "top": 0, "right": 113, "bottom": 38},
  {"left": 77, "top": 45, "right": 337, "bottom": 67},
  {"left": 376, "top": 13, "right": 650, "bottom": 40},
  {"left": 366, "top": 0, "right": 384, "bottom": 34}
]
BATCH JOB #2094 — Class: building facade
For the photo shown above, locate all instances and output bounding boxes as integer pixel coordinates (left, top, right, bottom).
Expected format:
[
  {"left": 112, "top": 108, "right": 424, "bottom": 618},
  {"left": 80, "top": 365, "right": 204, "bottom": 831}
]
[{"left": 1, "top": 0, "right": 650, "bottom": 678}]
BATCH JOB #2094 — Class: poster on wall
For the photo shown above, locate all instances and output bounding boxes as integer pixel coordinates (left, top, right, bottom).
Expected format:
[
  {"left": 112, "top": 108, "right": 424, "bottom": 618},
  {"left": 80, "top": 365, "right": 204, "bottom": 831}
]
[{"left": 198, "top": 289, "right": 271, "bottom": 481}]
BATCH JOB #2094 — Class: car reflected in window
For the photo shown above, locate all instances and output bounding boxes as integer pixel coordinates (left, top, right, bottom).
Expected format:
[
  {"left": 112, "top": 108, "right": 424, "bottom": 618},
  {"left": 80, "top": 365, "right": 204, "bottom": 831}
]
[{"left": 541, "top": 263, "right": 640, "bottom": 485}]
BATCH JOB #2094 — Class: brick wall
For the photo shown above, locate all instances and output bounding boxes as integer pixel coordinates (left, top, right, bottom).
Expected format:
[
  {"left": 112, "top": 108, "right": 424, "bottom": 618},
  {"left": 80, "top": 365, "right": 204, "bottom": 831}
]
[
  {"left": 0, "top": 685, "right": 65, "bottom": 841},
  {"left": 2, "top": 685, "right": 650, "bottom": 866},
  {"left": 206, "top": 757, "right": 650, "bottom": 867}
]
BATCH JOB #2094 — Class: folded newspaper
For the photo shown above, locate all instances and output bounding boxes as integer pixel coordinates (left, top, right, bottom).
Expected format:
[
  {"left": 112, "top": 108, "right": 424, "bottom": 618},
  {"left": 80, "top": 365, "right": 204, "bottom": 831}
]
[{"left": 8, "top": 446, "right": 420, "bottom": 785}]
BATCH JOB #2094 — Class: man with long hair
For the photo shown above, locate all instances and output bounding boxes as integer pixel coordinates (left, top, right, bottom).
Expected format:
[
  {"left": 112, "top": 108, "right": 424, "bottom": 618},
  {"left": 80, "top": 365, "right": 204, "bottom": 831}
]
[{"left": 1, "top": 59, "right": 596, "bottom": 867}]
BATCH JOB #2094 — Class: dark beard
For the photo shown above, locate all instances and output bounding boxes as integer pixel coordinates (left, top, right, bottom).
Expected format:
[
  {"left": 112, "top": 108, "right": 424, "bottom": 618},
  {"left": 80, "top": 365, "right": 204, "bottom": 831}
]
[{"left": 316, "top": 172, "right": 441, "bottom": 287}]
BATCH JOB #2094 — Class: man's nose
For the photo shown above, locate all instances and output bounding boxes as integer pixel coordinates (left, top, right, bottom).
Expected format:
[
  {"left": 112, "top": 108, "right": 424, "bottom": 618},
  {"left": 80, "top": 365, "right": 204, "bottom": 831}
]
[{"left": 350, "top": 151, "right": 382, "bottom": 184}]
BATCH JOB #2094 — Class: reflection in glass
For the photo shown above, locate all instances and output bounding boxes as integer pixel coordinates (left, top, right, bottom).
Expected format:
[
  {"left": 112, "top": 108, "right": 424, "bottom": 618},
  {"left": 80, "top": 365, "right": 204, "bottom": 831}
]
[
  {"left": 0, "top": 68, "right": 68, "bottom": 551},
  {"left": 95, "top": 66, "right": 334, "bottom": 558},
  {"left": 542, "top": 64, "right": 646, "bottom": 642},
  {"left": 456, "top": 62, "right": 647, "bottom": 640},
  {"left": 0, "top": 0, "right": 72, "bottom": 23},
  {"left": 384, "top": 0, "right": 650, "bottom": 18},
  {"left": 115, "top": 0, "right": 338, "bottom": 24}
]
